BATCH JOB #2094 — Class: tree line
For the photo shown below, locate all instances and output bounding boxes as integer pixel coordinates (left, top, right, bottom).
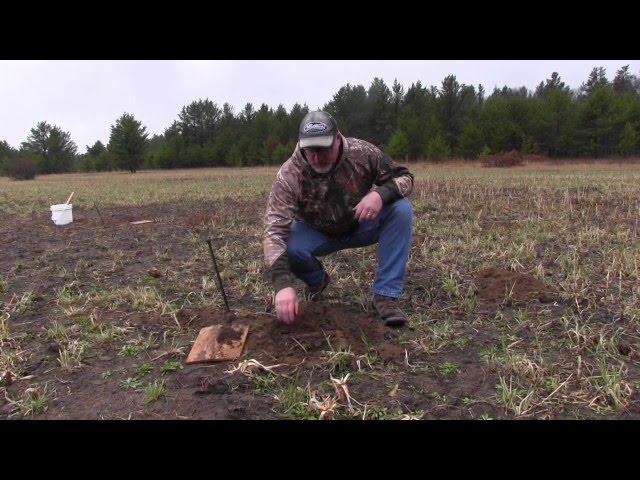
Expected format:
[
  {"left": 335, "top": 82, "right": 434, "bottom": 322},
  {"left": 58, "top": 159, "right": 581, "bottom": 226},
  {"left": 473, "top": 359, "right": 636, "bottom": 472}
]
[{"left": 1, "top": 65, "right": 639, "bottom": 177}]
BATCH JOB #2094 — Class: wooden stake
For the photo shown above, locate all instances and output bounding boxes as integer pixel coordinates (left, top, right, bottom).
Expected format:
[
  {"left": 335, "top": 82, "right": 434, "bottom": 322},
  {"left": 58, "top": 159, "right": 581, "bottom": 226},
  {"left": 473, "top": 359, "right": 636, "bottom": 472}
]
[{"left": 65, "top": 192, "right": 75, "bottom": 205}]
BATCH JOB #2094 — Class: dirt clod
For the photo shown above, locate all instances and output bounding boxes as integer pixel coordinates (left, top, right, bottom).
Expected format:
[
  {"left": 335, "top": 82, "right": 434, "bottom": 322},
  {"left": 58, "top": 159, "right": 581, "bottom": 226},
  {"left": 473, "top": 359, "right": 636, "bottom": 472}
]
[
  {"left": 148, "top": 267, "right": 162, "bottom": 278},
  {"left": 1, "top": 370, "right": 14, "bottom": 386},
  {"left": 618, "top": 340, "right": 632, "bottom": 357}
]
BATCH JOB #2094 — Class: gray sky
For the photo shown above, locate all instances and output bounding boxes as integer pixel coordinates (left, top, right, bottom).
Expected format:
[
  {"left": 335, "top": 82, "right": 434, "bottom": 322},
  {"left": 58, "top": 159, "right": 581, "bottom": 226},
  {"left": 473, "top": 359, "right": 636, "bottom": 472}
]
[{"left": 1, "top": 60, "right": 639, "bottom": 152}]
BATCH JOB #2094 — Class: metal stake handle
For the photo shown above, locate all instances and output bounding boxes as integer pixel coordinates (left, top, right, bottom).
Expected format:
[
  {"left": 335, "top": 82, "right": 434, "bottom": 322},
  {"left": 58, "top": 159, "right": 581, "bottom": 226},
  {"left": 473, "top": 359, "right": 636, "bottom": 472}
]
[
  {"left": 93, "top": 202, "right": 105, "bottom": 225},
  {"left": 206, "top": 239, "right": 230, "bottom": 313}
]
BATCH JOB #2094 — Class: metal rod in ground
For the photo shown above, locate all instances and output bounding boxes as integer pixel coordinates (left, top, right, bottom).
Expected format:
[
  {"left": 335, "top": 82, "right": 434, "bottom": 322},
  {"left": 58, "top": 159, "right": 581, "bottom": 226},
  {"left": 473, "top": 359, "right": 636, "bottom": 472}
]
[
  {"left": 206, "top": 239, "right": 230, "bottom": 312},
  {"left": 93, "top": 202, "right": 105, "bottom": 225}
]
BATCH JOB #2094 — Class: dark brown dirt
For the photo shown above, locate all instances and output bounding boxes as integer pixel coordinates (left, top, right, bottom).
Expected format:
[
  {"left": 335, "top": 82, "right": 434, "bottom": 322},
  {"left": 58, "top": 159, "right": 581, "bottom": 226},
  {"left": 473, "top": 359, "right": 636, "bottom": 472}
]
[
  {"left": 0, "top": 202, "right": 413, "bottom": 420},
  {"left": 148, "top": 267, "right": 162, "bottom": 278},
  {"left": 242, "top": 301, "right": 403, "bottom": 365},
  {"left": 216, "top": 325, "right": 244, "bottom": 343},
  {"left": 179, "top": 301, "right": 403, "bottom": 366},
  {"left": 475, "top": 267, "right": 553, "bottom": 304},
  {"left": 2, "top": 198, "right": 637, "bottom": 420},
  {"left": 170, "top": 309, "right": 238, "bottom": 329}
]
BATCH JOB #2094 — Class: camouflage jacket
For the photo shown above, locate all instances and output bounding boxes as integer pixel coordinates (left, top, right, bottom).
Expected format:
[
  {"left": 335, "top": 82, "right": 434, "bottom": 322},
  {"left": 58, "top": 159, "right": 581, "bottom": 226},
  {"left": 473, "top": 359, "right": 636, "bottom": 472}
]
[{"left": 263, "top": 134, "right": 414, "bottom": 292}]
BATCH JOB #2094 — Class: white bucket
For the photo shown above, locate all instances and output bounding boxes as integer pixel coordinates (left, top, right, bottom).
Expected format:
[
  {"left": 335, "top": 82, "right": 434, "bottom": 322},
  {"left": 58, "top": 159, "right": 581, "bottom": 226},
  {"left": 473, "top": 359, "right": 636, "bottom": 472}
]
[{"left": 50, "top": 204, "right": 73, "bottom": 226}]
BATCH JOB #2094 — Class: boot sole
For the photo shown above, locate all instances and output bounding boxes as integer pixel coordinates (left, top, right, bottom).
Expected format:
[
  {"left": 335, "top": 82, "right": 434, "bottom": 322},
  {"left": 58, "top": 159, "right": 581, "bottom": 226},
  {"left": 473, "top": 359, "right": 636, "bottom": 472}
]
[
  {"left": 370, "top": 299, "right": 407, "bottom": 327},
  {"left": 383, "top": 318, "right": 407, "bottom": 328}
]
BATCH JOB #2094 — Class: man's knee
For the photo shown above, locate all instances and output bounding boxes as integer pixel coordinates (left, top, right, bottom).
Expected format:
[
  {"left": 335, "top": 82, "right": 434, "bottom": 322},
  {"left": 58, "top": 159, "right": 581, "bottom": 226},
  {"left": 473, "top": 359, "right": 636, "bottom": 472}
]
[
  {"left": 286, "top": 238, "right": 313, "bottom": 262},
  {"left": 388, "top": 197, "right": 413, "bottom": 222}
]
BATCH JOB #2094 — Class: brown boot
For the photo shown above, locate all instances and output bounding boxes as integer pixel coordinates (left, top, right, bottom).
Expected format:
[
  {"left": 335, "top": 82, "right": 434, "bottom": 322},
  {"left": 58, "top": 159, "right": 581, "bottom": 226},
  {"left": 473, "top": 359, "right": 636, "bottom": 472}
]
[{"left": 371, "top": 294, "right": 407, "bottom": 327}]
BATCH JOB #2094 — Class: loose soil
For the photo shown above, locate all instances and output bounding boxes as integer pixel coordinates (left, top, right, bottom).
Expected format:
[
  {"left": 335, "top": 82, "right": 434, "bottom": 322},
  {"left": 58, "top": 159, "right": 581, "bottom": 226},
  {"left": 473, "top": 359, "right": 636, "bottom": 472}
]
[
  {"left": 475, "top": 268, "right": 553, "bottom": 304},
  {"left": 175, "top": 301, "right": 405, "bottom": 372},
  {"left": 216, "top": 325, "right": 244, "bottom": 343},
  {"left": 1, "top": 196, "right": 639, "bottom": 420}
]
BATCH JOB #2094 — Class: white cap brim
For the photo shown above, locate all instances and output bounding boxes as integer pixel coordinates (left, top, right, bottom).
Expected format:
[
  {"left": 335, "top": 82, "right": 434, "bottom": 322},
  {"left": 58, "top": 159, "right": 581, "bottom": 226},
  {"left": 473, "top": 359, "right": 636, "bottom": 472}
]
[{"left": 299, "top": 135, "right": 335, "bottom": 149}]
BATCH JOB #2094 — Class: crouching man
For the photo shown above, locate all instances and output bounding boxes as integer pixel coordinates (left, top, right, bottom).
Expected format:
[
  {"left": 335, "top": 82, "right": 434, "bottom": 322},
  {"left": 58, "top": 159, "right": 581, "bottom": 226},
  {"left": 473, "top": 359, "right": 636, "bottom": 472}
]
[{"left": 263, "top": 110, "right": 414, "bottom": 327}]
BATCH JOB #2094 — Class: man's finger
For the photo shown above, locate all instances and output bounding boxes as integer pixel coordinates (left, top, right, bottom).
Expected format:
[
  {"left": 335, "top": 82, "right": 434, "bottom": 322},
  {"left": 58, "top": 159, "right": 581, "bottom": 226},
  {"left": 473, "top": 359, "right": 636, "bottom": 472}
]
[
  {"left": 285, "top": 302, "right": 295, "bottom": 323},
  {"left": 278, "top": 302, "right": 288, "bottom": 323}
]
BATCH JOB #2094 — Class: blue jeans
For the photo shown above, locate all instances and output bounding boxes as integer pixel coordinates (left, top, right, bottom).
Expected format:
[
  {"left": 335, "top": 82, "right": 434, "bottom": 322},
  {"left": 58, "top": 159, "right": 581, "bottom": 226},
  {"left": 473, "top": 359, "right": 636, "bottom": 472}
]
[{"left": 286, "top": 197, "right": 413, "bottom": 298}]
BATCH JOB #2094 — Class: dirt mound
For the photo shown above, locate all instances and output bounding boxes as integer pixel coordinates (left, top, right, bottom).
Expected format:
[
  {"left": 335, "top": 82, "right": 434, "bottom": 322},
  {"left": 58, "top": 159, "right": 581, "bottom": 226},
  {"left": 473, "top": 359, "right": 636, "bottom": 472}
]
[
  {"left": 182, "top": 302, "right": 404, "bottom": 367},
  {"left": 250, "top": 302, "right": 403, "bottom": 363},
  {"left": 475, "top": 268, "right": 553, "bottom": 304}
]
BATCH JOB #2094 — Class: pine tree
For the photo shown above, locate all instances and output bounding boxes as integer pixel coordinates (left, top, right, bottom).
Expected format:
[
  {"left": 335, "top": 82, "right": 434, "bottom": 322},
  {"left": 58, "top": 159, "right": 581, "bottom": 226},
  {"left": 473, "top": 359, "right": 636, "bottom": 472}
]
[
  {"left": 21, "top": 121, "right": 77, "bottom": 174},
  {"left": 87, "top": 140, "right": 106, "bottom": 157},
  {"left": 0, "top": 140, "right": 15, "bottom": 168},
  {"left": 477, "top": 84, "right": 485, "bottom": 106},
  {"left": 580, "top": 67, "right": 609, "bottom": 97},
  {"left": 438, "top": 75, "right": 461, "bottom": 151},
  {"left": 323, "top": 84, "right": 368, "bottom": 137},
  {"left": 535, "top": 72, "right": 570, "bottom": 96},
  {"left": 385, "top": 128, "right": 408, "bottom": 160},
  {"left": 108, "top": 113, "right": 149, "bottom": 173},
  {"left": 613, "top": 65, "right": 637, "bottom": 95},
  {"left": 367, "top": 77, "right": 393, "bottom": 146},
  {"left": 458, "top": 123, "right": 483, "bottom": 159},
  {"left": 177, "top": 99, "right": 221, "bottom": 146},
  {"left": 0, "top": 140, "right": 17, "bottom": 175},
  {"left": 425, "top": 134, "right": 451, "bottom": 162},
  {"left": 534, "top": 75, "right": 576, "bottom": 157},
  {"left": 391, "top": 79, "right": 404, "bottom": 129},
  {"left": 80, "top": 140, "right": 111, "bottom": 171},
  {"left": 619, "top": 122, "right": 638, "bottom": 156},
  {"left": 578, "top": 85, "right": 618, "bottom": 157}
]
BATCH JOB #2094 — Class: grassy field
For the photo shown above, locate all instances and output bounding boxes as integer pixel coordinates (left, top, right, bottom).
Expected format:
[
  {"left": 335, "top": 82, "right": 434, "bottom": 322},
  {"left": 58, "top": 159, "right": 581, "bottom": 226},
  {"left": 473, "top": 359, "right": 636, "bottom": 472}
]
[
  {"left": 1, "top": 162, "right": 639, "bottom": 419},
  {"left": 2, "top": 162, "right": 640, "bottom": 212}
]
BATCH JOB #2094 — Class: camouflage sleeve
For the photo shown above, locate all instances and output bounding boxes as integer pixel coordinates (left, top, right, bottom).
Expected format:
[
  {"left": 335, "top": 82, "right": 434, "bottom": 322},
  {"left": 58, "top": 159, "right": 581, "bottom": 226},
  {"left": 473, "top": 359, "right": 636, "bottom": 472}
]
[
  {"left": 371, "top": 150, "right": 414, "bottom": 204},
  {"left": 263, "top": 170, "right": 297, "bottom": 293}
]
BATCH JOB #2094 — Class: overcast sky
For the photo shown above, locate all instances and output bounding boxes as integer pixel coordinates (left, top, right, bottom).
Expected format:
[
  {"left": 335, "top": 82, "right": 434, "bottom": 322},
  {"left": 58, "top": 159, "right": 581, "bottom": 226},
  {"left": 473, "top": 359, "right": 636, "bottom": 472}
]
[{"left": 2, "top": 60, "right": 639, "bottom": 152}]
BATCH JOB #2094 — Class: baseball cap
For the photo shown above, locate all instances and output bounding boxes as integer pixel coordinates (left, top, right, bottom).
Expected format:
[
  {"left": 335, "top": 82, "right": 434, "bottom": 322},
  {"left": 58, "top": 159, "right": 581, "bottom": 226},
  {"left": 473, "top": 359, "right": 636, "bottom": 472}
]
[{"left": 299, "top": 111, "right": 338, "bottom": 149}]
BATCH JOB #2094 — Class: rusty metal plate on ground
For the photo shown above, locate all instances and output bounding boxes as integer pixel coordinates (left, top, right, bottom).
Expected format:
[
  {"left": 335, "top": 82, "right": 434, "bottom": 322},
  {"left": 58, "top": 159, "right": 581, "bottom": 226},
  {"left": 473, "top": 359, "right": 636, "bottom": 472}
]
[{"left": 185, "top": 324, "right": 249, "bottom": 364}]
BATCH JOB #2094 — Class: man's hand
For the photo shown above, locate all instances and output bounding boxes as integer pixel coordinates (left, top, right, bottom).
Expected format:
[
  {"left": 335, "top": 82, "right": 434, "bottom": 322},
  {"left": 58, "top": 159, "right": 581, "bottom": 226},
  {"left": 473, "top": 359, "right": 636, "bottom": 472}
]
[
  {"left": 275, "top": 287, "right": 299, "bottom": 324},
  {"left": 353, "top": 191, "right": 383, "bottom": 222}
]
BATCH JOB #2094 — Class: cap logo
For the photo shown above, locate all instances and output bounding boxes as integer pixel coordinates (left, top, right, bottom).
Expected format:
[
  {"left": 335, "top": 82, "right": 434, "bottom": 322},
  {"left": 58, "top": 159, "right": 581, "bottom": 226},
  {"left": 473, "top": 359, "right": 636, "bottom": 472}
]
[{"left": 303, "top": 122, "right": 328, "bottom": 133}]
